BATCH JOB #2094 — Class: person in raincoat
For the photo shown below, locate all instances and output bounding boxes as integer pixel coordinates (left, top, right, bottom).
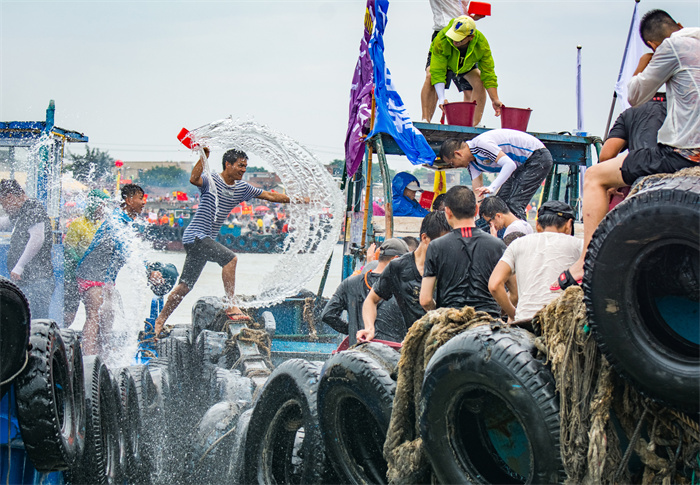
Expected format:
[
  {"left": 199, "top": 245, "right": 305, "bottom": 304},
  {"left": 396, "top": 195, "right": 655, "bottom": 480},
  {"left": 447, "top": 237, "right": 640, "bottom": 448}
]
[{"left": 392, "top": 172, "right": 429, "bottom": 217}]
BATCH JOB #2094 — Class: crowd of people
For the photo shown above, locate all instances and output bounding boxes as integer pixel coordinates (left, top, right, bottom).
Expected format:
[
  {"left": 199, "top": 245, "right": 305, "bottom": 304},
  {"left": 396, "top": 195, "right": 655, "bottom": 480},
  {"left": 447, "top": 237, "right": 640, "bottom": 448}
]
[
  {"left": 322, "top": 8, "right": 699, "bottom": 345},
  {"left": 0, "top": 8, "right": 697, "bottom": 360}
]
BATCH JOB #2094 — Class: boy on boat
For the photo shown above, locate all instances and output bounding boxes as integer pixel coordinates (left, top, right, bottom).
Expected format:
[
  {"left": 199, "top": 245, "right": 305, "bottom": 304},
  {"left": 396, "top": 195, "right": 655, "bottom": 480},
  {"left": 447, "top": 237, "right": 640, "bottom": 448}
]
[
  {"left": 438, "top": 129, "right": 554, "bottom": 221},
  {"left": 428, "top": 15, "right": 502, "bottom": 126},
  {"left": 153, "top": 147, "right": 301, "bottom": 335},
  {"left": 419, "top": 185, "right": 507, "bottom": 318},
  {"left": 358, "top": 211, "right": 450, "bottom": 343},
  {"left": 478, "top": 196, "right": 533, "bottom": 239},
  {"left": 76, "top": 184, "right": 163, "bottom": 355},
  {"left": 563, "top": 9, "right": 699, "bottom": 288}
]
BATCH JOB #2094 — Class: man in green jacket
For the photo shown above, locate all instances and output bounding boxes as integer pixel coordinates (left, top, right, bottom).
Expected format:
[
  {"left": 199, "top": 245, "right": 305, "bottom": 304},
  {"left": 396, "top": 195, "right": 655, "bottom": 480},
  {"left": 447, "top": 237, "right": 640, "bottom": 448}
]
[{"left": 429, "top": 15, "right": 503, "bottom": 126}]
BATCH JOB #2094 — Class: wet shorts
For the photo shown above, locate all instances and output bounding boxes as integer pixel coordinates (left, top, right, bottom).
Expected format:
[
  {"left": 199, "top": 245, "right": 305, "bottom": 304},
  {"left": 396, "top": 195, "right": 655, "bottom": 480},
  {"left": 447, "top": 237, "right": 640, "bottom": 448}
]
[
  {"left": 77, "top": 278, "right": 106, "bottom": 293},
  {"left": 179, "top": 237, "right": 236, "bottom": 289},
  {"left": 620, "top": 143, "right": 697, "bottom": 186},
  {"left": 426, "top": 31, "right": 474, "bottom": 91}
]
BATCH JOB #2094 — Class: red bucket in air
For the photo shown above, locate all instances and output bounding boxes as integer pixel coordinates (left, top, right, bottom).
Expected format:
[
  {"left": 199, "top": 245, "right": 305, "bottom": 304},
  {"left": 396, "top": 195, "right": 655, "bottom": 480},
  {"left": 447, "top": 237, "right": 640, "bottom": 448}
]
[
  {"left": 500, "top": 106, "right": 532, "bottom": 131},
  {"left": 177, "top": 127, "right": 198, "bottom": 149},
  {"left": 467, "top": 1, "right": 491, "bottom": 17},
  {"left": 442, "top": 101, "right": 477, "bottom": 127}
]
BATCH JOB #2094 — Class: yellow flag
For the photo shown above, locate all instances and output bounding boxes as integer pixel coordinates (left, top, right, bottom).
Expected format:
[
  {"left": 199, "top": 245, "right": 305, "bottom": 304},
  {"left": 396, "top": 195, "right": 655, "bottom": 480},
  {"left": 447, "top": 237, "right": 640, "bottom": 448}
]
[{"left": 432, "top": 170, "right": 447, "bottom": 210}]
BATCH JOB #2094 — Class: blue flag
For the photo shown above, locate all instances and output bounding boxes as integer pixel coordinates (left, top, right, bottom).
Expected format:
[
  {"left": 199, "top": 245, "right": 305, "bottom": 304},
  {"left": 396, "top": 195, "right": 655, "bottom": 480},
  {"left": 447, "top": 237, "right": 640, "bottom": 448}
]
[{"left": 368, "top": 0, "right": 435, "bottom": 166}]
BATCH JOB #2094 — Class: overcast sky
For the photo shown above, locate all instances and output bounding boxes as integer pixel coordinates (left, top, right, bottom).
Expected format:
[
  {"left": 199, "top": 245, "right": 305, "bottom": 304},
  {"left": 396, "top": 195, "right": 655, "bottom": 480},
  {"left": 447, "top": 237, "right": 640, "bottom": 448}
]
[{"left": 1, "top": 0, "right": 698, "bottom": 172}]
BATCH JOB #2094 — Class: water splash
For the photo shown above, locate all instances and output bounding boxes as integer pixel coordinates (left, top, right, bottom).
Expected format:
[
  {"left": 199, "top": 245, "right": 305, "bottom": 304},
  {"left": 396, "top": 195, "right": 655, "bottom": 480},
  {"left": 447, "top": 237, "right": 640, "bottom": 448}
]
[{"left": 188, "top": 118, "right": 344, "bottom": 308}]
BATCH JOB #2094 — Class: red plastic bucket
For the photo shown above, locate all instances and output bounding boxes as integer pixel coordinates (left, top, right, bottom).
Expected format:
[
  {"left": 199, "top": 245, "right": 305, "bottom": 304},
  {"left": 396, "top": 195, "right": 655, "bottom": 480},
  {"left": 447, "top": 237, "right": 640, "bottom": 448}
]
[
  {"left": 501, "top": 106, "right": 532, "bottom": 131},
  {"left": 177, "top": 127, "right": 198, "bottom": 149},
  {"left": 419, "top": 190, "right": 435, "bottom": 210},
  {"left": 442, "top": 101, "right": 477, "bottom": 127},
  {"left": 468, "top": 1, "right": 491, "bottom": 17}
]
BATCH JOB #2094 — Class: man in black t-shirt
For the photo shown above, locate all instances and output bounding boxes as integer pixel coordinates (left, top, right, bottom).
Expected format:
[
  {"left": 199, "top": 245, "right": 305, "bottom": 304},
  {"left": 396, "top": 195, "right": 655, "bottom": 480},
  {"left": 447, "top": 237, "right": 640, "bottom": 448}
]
[
  {"left": 321, "top": 238, "right": 408, "bottom": 345},
  {"left": 0, "top": 179, "right": 55, "bottom": 319},
  {"left": 358, "top": 212, "right": 451, "bottom": 343},
  {"left": 420, "top": 185, "right": 506, "bottom": 317},
  {"left": 604, "top": 93, "right": 666, "bottom": 159}
]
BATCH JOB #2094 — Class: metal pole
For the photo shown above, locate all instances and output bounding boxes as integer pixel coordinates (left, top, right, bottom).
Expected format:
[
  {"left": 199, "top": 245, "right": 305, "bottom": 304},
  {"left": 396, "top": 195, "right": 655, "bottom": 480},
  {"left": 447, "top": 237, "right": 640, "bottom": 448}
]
[
  {"left": 360, "top": 93, "right": 377, "bottom": 247},
  {"left": 374, "top": 136, "right": 393, "bottom": 239}
]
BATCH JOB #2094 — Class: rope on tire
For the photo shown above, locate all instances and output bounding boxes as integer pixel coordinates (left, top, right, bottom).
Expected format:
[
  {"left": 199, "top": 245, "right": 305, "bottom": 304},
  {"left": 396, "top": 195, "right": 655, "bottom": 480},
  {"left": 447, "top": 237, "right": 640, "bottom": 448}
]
[
  {"left": 0, "top": 351, "right": 28, "bottom": 386},
  {"left": 532, "top": 286, "right": 700, "bottom": 484},
  {"left": 383, "top": 306, "right": 496, "bottom": 485},
  {"left": 628, "top": 166, "right": 700, "bottom": 197}
]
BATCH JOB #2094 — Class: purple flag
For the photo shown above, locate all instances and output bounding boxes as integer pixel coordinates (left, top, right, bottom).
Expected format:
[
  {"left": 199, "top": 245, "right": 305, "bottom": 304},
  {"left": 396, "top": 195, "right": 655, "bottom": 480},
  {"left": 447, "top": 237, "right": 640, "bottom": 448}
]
[{"left": 344, "top": 0, "right": 376, "bottom": 178}]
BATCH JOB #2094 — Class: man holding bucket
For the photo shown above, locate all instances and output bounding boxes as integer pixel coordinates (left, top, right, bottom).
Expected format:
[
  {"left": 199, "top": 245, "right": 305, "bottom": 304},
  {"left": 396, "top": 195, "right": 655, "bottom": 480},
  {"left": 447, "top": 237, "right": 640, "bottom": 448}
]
[
  {"left": 438, "top": 129, "right": 553, "bottom": 221},
  {"left": 429, "top": 15, "right": 503, "bottom": 126}
]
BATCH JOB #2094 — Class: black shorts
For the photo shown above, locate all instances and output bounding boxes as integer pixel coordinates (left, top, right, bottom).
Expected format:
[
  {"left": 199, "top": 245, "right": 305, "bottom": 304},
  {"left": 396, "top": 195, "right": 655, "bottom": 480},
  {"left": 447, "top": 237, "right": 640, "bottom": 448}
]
[
  {"left": 426, "top": 31, "right": 474, "bottom": 92},
  {"left": 620, "top": 144, "right": 697, "bottom": 186},
  {"left": 179, "top": 237, "right": 236, "bottom": 289},
  {"left": 497, "top": 148, "right": 554, "bottom": 220}
]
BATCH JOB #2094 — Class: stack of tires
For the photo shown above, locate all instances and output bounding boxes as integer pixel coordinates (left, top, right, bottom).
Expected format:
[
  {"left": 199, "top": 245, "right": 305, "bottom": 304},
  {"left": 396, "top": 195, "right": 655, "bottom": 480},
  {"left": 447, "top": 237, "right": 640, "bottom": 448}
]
[{"left": 1, "top": 277, "right": 170, "bottom": 484}]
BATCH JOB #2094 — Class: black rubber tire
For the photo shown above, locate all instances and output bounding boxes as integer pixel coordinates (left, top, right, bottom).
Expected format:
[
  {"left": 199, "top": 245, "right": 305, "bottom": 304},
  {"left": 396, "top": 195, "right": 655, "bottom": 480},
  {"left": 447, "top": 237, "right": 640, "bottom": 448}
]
[
  {"left": 14, "top": 319, "right": 77, "bottom": 471},
  {"left": 73, "top": 355, "right": 120, "bottom": 484},
  {"left": 584, "top": 175, "right": 700, "bottom": 412},
  {"left": 235, "top": 236, "right": 250, "bottom": 253},
  {"left": 244, "top": 359, "right": 329, "bottom": 484},
  {"left": 156, "top": 336, "right": 192, "bottom": 399},
  {"left": 123, "top": 364, "right": 159, "bottom": 483},
  {"left": 189, "top": 401, "right": 244, "bottom": 483},
  {"left": 261, "top": 235, "right": 275, "bottom": 252},
  {"left": 227, "top": 408, "right": 253, "bottom": 484},
  {"left": 357, "top": 341, "right": 401, "bottom": 375},
  {"left": 210, "top": 367, "right": 254, "bottom": 405},
  {"left": 318, "top": 347, "right": 398, "bottom": 484},
  {"left": 192, "top": 297, "right": 227, "bottom": 343},
  {"left": 0, "top": 276, "right": 31, "bottom": 388},
  {"left": 60, "top": 329, "right": 87, "bottom": 462},
  {"left": 115, "top": 367, "right": 143, "bottom": 482},
  {"left": 169, "top": 323, "right": 194, "bottom": 345},
  {"left": 195, "top": 330, "right": 230, "bottom": 377},
  {"left": 420, "top": 325, "right": 564, "bottom": 485},
  {"left": 249, "top": 236, "right": 262, "bottom": 253}
]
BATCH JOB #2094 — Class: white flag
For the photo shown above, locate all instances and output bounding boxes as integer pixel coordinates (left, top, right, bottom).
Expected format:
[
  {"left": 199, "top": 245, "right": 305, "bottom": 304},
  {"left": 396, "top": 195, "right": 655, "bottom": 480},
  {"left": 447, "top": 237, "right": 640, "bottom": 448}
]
[{"left": 614, "top": 2, "right": 649, "bottom": 111}]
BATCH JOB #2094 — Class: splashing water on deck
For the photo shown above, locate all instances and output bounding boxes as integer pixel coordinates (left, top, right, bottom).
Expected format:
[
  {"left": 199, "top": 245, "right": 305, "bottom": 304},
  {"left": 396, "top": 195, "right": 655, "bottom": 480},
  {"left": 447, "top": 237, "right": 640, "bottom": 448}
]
[{"left": 187, "top": 118, "right": 344, "bottom": 309}]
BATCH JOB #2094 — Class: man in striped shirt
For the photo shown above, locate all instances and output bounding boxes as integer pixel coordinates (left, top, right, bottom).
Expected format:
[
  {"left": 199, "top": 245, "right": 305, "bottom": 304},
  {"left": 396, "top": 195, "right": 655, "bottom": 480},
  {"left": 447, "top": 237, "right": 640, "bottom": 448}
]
[
  {"left": 154, "top": 147, "right": 295, "bottom": 335},
  {"left": 439, "top": 129, "right": 553, "bottom": 220}
]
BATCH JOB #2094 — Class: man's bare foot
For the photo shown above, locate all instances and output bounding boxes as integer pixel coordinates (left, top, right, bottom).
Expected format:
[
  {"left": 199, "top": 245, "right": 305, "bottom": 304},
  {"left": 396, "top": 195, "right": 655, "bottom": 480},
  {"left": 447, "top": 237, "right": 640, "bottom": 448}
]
[
  {"left": 568, "top": 258, "right": 585, "bottom": 282},
  {"left": 225, "top": 305, "right": 251, "bottom": 321}
]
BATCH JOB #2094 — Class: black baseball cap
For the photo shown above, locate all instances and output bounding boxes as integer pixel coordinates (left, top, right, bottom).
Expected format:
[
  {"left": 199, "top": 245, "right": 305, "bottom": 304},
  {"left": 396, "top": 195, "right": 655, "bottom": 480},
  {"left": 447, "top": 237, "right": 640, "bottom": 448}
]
[{"left": 538, "top": 200, "right": 575, "bottom": 220}]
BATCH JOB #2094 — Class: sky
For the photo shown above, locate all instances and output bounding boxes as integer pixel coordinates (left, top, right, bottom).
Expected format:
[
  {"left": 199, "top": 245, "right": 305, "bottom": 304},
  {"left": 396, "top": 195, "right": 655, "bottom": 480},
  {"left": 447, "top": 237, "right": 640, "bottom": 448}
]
[{"left": 1, "top": 0, "right": 698, "bottom": 173}]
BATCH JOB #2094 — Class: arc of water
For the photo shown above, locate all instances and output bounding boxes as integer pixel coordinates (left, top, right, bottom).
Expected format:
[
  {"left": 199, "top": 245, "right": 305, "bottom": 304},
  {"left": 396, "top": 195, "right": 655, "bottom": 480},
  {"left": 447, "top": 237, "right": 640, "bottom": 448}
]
[{"left": 189, "top": 118, "right": 344, "bottom": 308}]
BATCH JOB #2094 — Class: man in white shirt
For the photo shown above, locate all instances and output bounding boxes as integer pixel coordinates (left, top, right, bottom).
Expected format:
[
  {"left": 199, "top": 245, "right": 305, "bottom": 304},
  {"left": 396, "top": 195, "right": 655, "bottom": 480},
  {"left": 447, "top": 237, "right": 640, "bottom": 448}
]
[
  {"left": 479, "top": 196, "right": 533, "bottom": 238},
  {"left": 488, "top": 201, "right": 582, "bottom": 321},
  {"left": 439, "top": 129, "right": 553, "bottom": 220},
  {"left": 564, "top": 9, "right": 699, "bottom": 286}
]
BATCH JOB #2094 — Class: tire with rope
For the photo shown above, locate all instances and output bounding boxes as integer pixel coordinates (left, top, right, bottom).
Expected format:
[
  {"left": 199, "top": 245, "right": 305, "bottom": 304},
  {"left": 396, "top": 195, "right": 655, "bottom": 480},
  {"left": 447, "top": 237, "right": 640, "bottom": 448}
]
[
  {"left": 14, "top": 319, "right": 78, "bottom": 471},
  {"left": 318, "top": 343, "right": 399, "bottom": 484},
  {"left": 420, "top": 325, "right": 565, "bottom": 485},
  {"left": 0, "top": 276, "right": 31, "bottom": 391},
  {"left": 189, "top": 401, "right": 245, "bottom": 484},
  {"left": 244, "top": 359, "right": 332, "bottom": 484},
  {"left": 584, "top": 170, "right": 700, "bottom": 412}
]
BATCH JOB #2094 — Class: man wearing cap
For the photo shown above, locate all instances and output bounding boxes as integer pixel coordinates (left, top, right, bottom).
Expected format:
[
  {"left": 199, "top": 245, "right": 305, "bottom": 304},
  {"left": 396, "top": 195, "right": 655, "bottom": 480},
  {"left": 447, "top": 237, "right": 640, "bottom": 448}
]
[
  {"left": 392, "top": 172, "right": 429, "bottom": 217},
  {"left": 421, "top": 1, "right": 488, "bottom": 123},
  {"left": 420, "top": 186, "right": 506, "bottom": 317},
  {"left": 438, "top": 129, "right": 553, "bottom": 221},
  {"left": 429, "top": 15, "right": 502, "bottom": 126},
  {"left": 0, "top": 179, "right": 55, "bottom": 319},
  {"left": 488, "top": 201, "right": 582, "bottom": 321},
  {"left": 321, "top": 238, "right": 408, "bottom": 345},
  {"left": 64, "top": 189, "right": 111, "bottom": 326},
  {"left": 359, "top": 212, "right": 451, "bottom": 343}
]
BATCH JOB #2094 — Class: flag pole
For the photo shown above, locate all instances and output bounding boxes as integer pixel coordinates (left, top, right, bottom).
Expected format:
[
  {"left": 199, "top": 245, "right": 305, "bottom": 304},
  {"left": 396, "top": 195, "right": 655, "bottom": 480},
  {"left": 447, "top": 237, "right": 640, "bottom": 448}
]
[{"left": 604, "top": 0, "right": 641, "bottom": 138}]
